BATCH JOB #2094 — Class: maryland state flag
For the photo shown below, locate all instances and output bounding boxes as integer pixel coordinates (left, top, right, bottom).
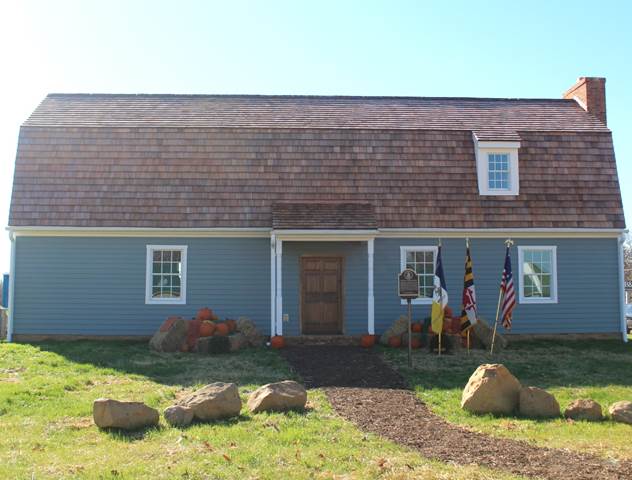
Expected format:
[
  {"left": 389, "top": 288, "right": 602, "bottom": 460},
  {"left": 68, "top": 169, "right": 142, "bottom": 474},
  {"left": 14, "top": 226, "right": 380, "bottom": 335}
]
[
  {"left": 460, "top": 245, "right": 478, "bottom": 333},
  {"left": 431, "top": 245, "right": 448, "bottom": 334}
]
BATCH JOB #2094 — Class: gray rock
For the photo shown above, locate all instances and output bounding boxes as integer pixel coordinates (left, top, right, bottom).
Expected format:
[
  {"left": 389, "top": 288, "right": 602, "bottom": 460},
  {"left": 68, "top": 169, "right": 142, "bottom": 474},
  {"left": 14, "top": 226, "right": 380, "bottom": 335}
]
[
  {"left": 149, "top": 317, "right": 188, "bottom": 353},
  {"left": 564, "top": 399, "right": 603, "bottom": 421},
  {"left": 93, "top": 398, "right": 159, "bottom": 430},
  {"left": 608, "top": 401, "right": 632, "bottom": 424},
  {"left": 177, "top": 382, "right": 242, "bottom": 421},
  {"left": 164, "top": 405, "right": 194, "bottom": 427},
  {"left": 247, "top": 380, "right": 307, "bottom": 413},
  {"left": 519, "top": 386, "right": 560, "bottom": 418}
]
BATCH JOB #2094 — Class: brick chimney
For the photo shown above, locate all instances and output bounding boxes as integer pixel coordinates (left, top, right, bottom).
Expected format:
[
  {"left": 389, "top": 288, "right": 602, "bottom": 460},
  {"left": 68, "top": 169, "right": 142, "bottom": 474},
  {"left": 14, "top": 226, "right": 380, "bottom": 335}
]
[{"left": 563, "top": 77, "right": 607, "bottom": 125}]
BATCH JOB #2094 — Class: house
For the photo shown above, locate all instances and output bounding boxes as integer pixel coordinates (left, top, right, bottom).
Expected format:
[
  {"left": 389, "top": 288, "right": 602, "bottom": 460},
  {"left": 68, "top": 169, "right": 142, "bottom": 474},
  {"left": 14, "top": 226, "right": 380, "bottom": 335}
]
[{"left": 5, "top": 77, "right": 627, "bottom": 341}]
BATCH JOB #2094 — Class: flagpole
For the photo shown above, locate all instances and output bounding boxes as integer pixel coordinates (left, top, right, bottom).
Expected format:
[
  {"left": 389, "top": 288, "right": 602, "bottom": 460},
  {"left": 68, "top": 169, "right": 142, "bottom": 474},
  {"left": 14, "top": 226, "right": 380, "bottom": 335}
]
[
  {"left": 491, "top": 238, "right": 513, "bottom": 355},
  {"left": 490, "top": 285, "right": 503, "bottom": 355},
  {"left": 467, "top": 330, "right": 471, "bottom": 354},
  {"left": 438, "top": 238, "right": 442, "bottom": 357}
]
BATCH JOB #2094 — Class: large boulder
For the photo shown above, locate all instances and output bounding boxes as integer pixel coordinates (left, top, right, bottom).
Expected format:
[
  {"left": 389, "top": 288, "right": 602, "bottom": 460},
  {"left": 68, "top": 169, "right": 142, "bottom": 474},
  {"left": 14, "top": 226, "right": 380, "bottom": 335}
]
[
  {"left": 247, "top": 380, "right": 307, "bottom": 413},
  {"left": 149, "top": 317, "right": 188, "bottom": 352},
  {"left": 164, "top": 405, "right": 195, "bottom": 427},
  {"left": 461, "top": 364, "right": 521, "bottom": 415},
  {"left": 93, "top": 398, "right": 159, "bottom": 430},
  {"left": 472, "top": 317, "right": 508, "bottom": 351},
  {"left": 608, "top": 401, "right": 632, "bottom": 425},
  {"left": 519, "top": 386, "right": 560, "bottom": 418},
  {"left": 177, "top": 382, "right": 242, "bottom": 421},
  {"left": 236, "top": 317, "right": 264, "bottom": 347},
  {"left": 564, "top": 399, "right": 603, "bottom": 421},
  {"left": 379, "top": 315, "right": 409, "bottom": 346}
]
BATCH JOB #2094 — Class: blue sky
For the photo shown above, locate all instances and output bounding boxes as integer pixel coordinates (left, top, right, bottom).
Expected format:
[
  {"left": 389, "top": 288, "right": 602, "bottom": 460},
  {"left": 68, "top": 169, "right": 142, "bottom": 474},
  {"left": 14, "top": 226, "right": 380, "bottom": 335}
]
[{"left": 1, "top": 0, "right": 630, "bottom": 273}]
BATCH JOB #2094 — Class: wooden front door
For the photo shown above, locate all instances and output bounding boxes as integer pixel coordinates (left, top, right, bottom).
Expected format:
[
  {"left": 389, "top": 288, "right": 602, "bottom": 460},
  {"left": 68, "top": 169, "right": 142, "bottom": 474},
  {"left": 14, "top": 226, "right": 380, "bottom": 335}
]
[{"left": 300, "top": 256, "right": 344, "bottom": 335}]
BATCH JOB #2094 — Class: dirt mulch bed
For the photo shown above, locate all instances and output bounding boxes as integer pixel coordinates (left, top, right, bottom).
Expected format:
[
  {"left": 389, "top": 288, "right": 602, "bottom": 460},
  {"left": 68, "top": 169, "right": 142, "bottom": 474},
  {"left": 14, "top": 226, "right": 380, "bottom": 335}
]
[{"left": 281, "top": 346, "right": 632, "bottom": 480}]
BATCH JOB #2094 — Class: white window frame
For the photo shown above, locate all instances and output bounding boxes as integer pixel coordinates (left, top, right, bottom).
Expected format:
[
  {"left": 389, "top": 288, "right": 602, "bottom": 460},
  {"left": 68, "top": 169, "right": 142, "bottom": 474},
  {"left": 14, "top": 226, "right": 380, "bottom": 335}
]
[
  {"left": 474, "top": 136, "right": 520, "bottom": 196},
  {"left": 518, "top": 245, "right": 558, "bottom": 304},
  {"left": 400, "top": 246, "right": 438, "bottom": 305},
  {"left": 145, "top": 245, "right": 188, "bottom": 305}
]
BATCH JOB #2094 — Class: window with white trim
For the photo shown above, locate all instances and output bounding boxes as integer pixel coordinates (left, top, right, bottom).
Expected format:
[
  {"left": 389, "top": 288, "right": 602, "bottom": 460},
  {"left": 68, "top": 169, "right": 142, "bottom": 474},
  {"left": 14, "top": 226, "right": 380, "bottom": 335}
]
[
  {"left": 518, "top": 246, "right": 557, "bottom": 304},
  {"left": 145, "top": 245, "right": 187, "bottom": 305},
  {"left": 400, "top": 246, "right": 437, "bottom": 304},
  {"left": 473, "top": 135, "right": 520, "bottom": 196},
  {"left": 488, "top": 153, "right": 510, "bottom": 190}
]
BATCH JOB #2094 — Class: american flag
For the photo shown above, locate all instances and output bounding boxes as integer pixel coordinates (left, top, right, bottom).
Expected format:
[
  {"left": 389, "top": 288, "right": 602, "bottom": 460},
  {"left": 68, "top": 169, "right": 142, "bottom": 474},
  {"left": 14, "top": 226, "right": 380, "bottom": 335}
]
[{"left": 500, "top": 246, "right": 516, "bottom": 329}]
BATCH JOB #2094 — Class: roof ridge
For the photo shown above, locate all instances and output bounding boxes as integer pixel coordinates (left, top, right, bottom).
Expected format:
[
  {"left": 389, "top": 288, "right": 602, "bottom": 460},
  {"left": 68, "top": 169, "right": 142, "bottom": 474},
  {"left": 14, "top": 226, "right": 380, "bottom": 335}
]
[{"left": 44, "top": 92, "right": 573, "bottom": 103}]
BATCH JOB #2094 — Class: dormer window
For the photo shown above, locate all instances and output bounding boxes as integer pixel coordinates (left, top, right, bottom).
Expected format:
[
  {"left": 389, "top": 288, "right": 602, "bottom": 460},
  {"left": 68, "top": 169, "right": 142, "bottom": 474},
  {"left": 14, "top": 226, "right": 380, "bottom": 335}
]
[
  {"left": 488, "top": 153, "right": 510, "bottom": 190},
  {"left": 473, "top": 134, "right": 520, "bottom": 196}
]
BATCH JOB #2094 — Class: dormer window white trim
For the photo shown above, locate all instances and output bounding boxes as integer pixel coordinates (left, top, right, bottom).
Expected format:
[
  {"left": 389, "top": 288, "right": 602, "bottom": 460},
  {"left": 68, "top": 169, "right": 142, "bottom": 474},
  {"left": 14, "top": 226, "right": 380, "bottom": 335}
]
[{"left": 473, "top": 134, "right": 520, "bottom": 196}]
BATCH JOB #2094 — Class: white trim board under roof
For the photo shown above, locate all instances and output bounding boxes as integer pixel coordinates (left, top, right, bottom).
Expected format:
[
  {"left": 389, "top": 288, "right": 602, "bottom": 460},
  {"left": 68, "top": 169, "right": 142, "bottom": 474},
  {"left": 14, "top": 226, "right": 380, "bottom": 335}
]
[{"left": 6, "top": 226, "right": 625, "bottom": 239}]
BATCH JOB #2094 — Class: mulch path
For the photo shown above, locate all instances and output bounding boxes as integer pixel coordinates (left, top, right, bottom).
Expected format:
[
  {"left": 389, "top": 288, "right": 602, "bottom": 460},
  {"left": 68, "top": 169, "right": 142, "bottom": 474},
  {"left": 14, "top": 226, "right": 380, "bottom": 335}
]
[{"left": 281, "top": 346, "right": 632, "bottom": 480}]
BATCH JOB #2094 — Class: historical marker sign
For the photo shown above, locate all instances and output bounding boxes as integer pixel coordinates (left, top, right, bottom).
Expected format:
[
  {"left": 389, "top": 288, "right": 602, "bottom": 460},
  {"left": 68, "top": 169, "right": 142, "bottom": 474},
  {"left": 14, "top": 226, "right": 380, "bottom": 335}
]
[{"left": 399, "top": 268, "right": 419, "bottom": 299}]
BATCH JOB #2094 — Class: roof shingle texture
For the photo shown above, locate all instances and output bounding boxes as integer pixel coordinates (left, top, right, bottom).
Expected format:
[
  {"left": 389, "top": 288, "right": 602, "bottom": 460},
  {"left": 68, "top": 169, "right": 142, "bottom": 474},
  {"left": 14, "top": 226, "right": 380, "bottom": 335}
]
[
  {"left": 9, "top": 94, "right": 624, "bottom": 230},
  {"left": 272, "top": 202, "right": 377, "bottom": 230}
]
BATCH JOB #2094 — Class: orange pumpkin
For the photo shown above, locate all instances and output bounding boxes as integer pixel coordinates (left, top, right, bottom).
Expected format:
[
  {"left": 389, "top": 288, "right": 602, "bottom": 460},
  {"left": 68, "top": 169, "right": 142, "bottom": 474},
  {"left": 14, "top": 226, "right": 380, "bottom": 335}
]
[
  {"left": 411, "top": 322, "right": 423, "bottom": 333},
  {"left": 226, "top": 319, "right": 237, "bottom": 332},
  {"left": 199, "top": 321, "right": 216, "bottom": 337},
  {"left": 411, "top": 337, "right": 422, "bottom": 349},
  {"left": 196, "top": 307, "right": 214, "bottom": 321},
  {"left": 360, "top": 334, "right": 375, "bottom": 348},
  {"left": 388, "top": 336, "right": 402, "bottom": 348},
  {"left": 271, "top": 335, "right": 285, "bottom": 349},
  {"left": 214, "top": 323, "right": 229, "bottom": 336}
]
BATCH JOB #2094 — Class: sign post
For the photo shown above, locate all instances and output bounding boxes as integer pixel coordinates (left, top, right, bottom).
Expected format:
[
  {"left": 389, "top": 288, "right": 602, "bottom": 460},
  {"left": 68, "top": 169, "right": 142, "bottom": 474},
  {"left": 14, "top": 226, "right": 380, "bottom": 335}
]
[{"left": 399, "top": 268, "right": 419, "bottom": 368}]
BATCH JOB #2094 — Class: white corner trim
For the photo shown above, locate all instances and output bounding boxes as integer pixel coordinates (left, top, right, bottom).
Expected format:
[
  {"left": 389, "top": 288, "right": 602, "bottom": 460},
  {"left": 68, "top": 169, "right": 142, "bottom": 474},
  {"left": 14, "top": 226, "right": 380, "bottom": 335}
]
[
  {"left": 517, "top": 246, "right": 558, "bottom": 304},
  {"left": 145, "top": 245, "right": 188, "bottom": 305},
  {"left": 275, "top": 239, "right": 283, "bottom": 336},
  {"left": 270, "top": 235, "right": 276, "bottom": 337},
  {"left": 618, "top": 233, "right": 628, "bottom": 342},
  {"left": 367, "top": 238, "right": 375, "bottom": 335},
  {"left": 7, "top": 234, "right": 16, "bottom": 342},
  {"left": 399, "top": 245, "right": 437, "bottom": 305}
]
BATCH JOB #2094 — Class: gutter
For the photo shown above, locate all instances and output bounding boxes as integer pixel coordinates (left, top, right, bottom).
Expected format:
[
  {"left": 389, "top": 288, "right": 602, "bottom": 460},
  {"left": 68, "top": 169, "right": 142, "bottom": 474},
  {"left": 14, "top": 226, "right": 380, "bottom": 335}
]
[
  {"left": 7, "top": 231, "right": 16, "bottom": 342},
  {"left": 618, "top": 232, "right": 628, "bottom": 343}
]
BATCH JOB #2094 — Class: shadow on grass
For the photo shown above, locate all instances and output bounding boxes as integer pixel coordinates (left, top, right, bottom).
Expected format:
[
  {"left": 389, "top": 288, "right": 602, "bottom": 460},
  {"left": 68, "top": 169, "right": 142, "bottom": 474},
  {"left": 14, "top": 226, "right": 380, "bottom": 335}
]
[
  {"left": 28, "top": 340, "right": 294, "bottom": 388},
  {"left": 100, "top": 424, "right": 165, "bottom": 442},
  {"left": 382, "top": 338, "right": 632, "bottom": 392}
]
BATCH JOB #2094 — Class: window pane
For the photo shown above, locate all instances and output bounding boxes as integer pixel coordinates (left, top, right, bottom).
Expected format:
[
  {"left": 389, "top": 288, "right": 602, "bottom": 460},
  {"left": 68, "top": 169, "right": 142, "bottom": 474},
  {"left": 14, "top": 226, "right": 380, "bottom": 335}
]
[
  {"left": 153, "top": 262, "right": 161, "bottom": 274},
  {"left": 152, "top": 286, "right": 161, "bottom": 298},
  {"left": 406, "top": 252, "right": 414, "bottom": 263},
  {"left": 172, "top": 287, "right": 181, "bottom": 298},
  {"left": 153, "top": 250, "right": 161, "bottom": 262},
  {"left": 163, "top": 251, "right": 172, "bottom": 262},
  {"left": 172, "top": 251, "right": 181, "bottom": 262}
]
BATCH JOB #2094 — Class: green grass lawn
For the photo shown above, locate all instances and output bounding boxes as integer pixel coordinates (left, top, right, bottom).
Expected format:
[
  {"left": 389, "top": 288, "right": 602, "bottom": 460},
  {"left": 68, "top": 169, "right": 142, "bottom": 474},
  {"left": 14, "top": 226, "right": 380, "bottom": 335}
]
[
  {"left": 383, "top": 338, "right": 632, "bottom": 461},
  {"left": 0, "top": 341, "right": 525, "bottom": 480}
]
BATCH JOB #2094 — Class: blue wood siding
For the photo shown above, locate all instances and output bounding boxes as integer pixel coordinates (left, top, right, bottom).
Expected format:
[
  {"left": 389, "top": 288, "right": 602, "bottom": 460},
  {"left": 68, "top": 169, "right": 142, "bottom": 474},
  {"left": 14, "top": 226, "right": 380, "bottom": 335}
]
[
  {"left": 13, "top": 237, "right": 271, "bottom": 336},
  {"left": 12, "top": 236, "right": 621, "bottom": 337},
  {"left": 374, "top": 237, "right": 621, "bottom": 334}
]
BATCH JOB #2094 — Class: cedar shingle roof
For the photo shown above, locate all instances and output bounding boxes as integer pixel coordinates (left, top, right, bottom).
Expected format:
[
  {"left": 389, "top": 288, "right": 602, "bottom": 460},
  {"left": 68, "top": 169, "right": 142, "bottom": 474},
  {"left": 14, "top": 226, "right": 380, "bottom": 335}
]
[
  {"left": 272, "top": 202, "right": 377, "bottom": 230},
  {"left": 9, "top": 94, "right": 624, "bottom": 230}
]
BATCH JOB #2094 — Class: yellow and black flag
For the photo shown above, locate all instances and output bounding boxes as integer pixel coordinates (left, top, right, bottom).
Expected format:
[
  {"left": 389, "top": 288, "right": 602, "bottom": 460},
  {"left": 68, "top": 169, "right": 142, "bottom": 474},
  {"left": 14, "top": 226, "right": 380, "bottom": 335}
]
[{"left": 460, "top": 244, "right": 478, "bottom": 332}]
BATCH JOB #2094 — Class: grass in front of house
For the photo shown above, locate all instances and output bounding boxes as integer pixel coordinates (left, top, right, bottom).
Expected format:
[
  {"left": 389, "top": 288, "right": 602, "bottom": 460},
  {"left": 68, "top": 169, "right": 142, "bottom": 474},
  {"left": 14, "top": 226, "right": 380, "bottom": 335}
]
[
  {"left": 0, "top": 341, "right": 526, "bottom": 480},
  {"left": 383, "top": 338, "right": 632, "bottom": 461}
]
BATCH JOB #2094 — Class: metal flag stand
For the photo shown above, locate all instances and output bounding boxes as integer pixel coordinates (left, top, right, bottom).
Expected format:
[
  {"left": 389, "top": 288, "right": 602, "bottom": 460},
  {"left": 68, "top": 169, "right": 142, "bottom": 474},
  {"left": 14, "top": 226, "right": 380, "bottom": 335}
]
[{"left": 490, "top": 238, "right": 514, "bottom": 355}]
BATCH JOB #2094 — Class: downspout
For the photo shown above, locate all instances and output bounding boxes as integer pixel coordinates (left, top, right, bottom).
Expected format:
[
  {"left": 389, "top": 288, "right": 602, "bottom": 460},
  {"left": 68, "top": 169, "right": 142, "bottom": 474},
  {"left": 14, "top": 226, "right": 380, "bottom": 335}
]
[
  {"left": 7, "top": 231, "right": 16, "bottom": 342},
  {"left": 618, "top": 232, "right": 628, "bottom": 343}
]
